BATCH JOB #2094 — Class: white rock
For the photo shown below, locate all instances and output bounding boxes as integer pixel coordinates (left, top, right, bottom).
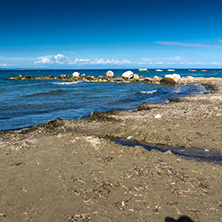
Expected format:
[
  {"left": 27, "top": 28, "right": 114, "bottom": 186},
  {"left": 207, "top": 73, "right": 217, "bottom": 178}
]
[
  {"left": 106, "top": 70, "right": 114, "bottom": 78},
  {"left": 164, "top": 74, "right": 181, "bottom": 81},
  {"left": 164, "top": 150, "right": 173, "bottom": 155},
  {"left": 72, "top": 72, "right": 80, "bottom": 77},
  {"left": 133, "top": 74, "right": 140, "bottom": 79},
  {"left": 162, "top": 74, "right": 181, "bottom": 84},
  {"left": 165, "top": 74, "right": 173, "bottom": 78},
  {"left": 172, "top": 74, "right": 181, "bottom": 81},
  {"left": 122, "top": 71, "right": 134, "bottom": 79}
]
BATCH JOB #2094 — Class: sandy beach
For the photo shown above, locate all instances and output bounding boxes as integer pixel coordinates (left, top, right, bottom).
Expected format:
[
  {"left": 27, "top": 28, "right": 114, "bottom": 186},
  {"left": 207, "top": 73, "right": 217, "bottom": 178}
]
[{"left": 0, "top": 77, "right": 222, "bottom": 222}]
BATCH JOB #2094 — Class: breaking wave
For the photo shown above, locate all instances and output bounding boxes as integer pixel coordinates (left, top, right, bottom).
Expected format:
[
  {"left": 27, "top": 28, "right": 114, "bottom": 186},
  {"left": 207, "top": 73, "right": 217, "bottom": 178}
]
[
  {"left": 139, "top": 89, "right": 157, "bottom": 94},
  {"left": 52, "top": 81, "right": 83, "bottom": 85}
]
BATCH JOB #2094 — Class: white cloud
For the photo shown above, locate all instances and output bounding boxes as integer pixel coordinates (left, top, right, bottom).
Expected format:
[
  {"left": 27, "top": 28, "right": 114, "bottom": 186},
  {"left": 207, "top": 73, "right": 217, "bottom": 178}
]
[
  {"left": 34, "top": 54, "right": 72, "bottom": 64},
  {"left": 72, "top": 58, "right": 91, "bottom": 64},
  {"left": 139, "top": 56, "right": 183, "bottom": 65},
  {"left": 89, "top": 58, "right": 131, "bottom": 65},
  {"left": 0, "top": 63, "right": 7, "bottom": 67},
  {"left": 188, "top": 61, "right": 221, "bottom": 65},
  {"left": 34, "top": 54, "right": 131, "bottom": 65},
  {"left": 71, "top": 58, "right": 131, "bottom": 65},
  {"left": 156, "top": 41, "right": 222, "bottom": 48},
  {"left": 141, "top": 56, "right": 182, "bottom": 62},
  {"left": 211, "top": 61, "right": 221, "bottom": 65},
  {"left": 219, "top": 40, "right": 222, "bottom": 43}
]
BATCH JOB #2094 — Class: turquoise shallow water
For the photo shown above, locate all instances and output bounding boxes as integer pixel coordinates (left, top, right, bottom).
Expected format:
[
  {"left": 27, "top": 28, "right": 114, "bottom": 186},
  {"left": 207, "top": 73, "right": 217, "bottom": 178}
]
[{"left": 0, "top": 69, "right": 220, "bottom": 131}]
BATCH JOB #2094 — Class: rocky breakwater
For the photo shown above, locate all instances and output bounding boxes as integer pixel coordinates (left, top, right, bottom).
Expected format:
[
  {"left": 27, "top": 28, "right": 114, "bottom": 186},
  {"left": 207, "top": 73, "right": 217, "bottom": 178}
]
[{"left": 9, "top": 71, "right": 183, "bottom": 86}]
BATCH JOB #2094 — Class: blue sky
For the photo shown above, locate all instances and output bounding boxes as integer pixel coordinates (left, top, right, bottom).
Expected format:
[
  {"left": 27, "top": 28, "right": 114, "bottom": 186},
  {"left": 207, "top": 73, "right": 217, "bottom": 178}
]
[{"left": 0, "top": 0, "right": 222, "bottom": 68}]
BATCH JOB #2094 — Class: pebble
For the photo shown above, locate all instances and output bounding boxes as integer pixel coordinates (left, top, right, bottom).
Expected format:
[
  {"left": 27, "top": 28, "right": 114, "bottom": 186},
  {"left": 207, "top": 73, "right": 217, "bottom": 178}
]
[{"left": 155, "top": 114, "right": 162, "bottom": 119}]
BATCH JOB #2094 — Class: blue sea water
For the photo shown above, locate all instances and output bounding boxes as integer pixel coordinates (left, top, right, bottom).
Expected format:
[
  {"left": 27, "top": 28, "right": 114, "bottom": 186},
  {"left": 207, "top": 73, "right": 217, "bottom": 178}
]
[{"left": 0, "top": 69, "right": 221, "bottom": 131}]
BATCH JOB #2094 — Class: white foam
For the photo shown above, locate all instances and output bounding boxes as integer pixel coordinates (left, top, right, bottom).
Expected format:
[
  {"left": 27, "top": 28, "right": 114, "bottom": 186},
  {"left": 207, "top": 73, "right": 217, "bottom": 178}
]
[
  {"left": 52, "top": 81, "right": 83, "bottom": 85},
  {"left": 140, "top": 89, "right": 157, "bottom": 94},
  {"left": 10, "top": 128, "right": 29, "bottom": 133}
]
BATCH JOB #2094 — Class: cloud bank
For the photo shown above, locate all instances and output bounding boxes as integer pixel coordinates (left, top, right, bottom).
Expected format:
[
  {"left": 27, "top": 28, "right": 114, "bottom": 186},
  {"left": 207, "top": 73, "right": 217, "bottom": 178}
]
[{"left": 1, "top": 54, "right": 221, "bottom": 68}]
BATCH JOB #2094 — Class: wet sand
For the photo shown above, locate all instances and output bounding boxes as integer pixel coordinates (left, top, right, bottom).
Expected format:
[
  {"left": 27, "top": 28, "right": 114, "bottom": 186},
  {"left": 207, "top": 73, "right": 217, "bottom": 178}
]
[{"left": 0, "top": 77, "right": 222, "bottom": 221}]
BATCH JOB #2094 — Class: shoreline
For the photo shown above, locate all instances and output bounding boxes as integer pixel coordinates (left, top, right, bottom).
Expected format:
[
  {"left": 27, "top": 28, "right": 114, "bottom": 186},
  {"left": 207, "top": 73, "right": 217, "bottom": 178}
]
[
  {"left": 0, "top": 77, "right": 222, "bottom": 221},
  {"left": 1, "top": 77, "right": 222, "bottom": 151},
  {"left": 2, "top": 75, "right": 212, "bottom": 133}
]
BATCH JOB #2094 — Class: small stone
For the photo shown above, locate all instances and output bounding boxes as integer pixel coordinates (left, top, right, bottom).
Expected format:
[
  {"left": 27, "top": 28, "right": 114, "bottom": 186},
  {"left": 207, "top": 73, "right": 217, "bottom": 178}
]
[
  {"left": 164, "top": 150, "right": 173, "bottom": 155},
  {"left": 155, "top": 114, "right": 161, "bottom": 119}
]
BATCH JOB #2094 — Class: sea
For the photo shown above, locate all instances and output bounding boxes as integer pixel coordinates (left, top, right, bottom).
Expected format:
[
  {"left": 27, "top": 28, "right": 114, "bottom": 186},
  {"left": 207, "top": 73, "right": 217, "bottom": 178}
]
[{"left": 0, "top": 69, "right": 221, "bottom": 131}]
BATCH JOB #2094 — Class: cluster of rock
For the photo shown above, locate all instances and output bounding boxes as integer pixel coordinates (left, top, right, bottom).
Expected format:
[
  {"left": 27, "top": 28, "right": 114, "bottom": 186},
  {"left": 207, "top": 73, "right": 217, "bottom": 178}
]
[{"left": 10, "top": 71, "right": 182, "bottom": 85}]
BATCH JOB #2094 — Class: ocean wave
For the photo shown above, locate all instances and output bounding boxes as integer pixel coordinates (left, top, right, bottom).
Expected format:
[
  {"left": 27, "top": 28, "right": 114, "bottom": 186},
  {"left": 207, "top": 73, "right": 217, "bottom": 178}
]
[
  {"left": 139, "top": 89, "right": 157, "bottom": 94},
  {"left": 52, "top": 81, "right": 83, "bottom": 85},
  {"left": 24, "top": 89, "right": 68, "bottom": 97}
]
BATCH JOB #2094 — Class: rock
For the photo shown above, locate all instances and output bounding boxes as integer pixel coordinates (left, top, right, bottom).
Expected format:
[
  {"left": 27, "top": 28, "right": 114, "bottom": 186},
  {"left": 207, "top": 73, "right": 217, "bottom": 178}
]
[
  {"left": 23, "top": 76, "right": 34, "bottom": 79},
  {"left": 97, "top": 76, "right": 105, "bottom": 79},
  {"left": 160, "top": 77, "right": 176, "bottom": 85},
  {"left": 106, "top": 70, "right": 114, "bottom": 78},
  {"left": 149, "top": 76, "right": 162, "bottom": 84},
  {"left": 122, "top": 71, "right": 134, "bottom": 79},
  {"left": 38, "top": 75, "right": 47, "bottom": 79},
  {"left": 160, "top": 74, "right": 181, "bottom": 85},
  {"left": 123, "top": 80, "right": 132, "bottom": 84},
  {"left": 133, "top": 74, "right": 140, "bottom": 80},
  {"left": 151, "top": 76, "right": 162, "bottom": 81},
  {"left": 164, "top": 150, "right": 173, "bottom": 155},
  {"left": 115, "top": 76, "right": 122, "bottom": 80},
  {"left": 85, "top": 76, "right": 95, "bottom": 81},
  {"left": 14, "top": 74, "right": 23, "bottom": 79},
  {"left": 91, "top": 110, "right": 120, "bottom": 121},
  {"left": 143, "top": 77, "right": 152, "bottom": 83},
  {"left": 59, "top": 74, "right": 70, "bottom": 79},
  {"left": 138, "top": 102, "right": 159, "bottom": 111},
  {"left": 72, "top": 72, "right": 80, "bottom": 77},
  {"left": 172, "top": 74, "right": 181, "bottom": 81},
  {"left": 71, "top": 76, "right": 81, "bottom": 81},
  {"left": 114, "top": 76, "right": 123, "bottom": 83},
  {"left": 81, "top": 74, "right": 86, "bottom": 79},
  {"left": 48, "top": 75, "right": 55, "bottom": 79},
  {"left": 164, "top": 74, "right": 181, "bottom": 81},
  {"left": 96, "top": 76, "right": 108, "bottom": 82}
]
